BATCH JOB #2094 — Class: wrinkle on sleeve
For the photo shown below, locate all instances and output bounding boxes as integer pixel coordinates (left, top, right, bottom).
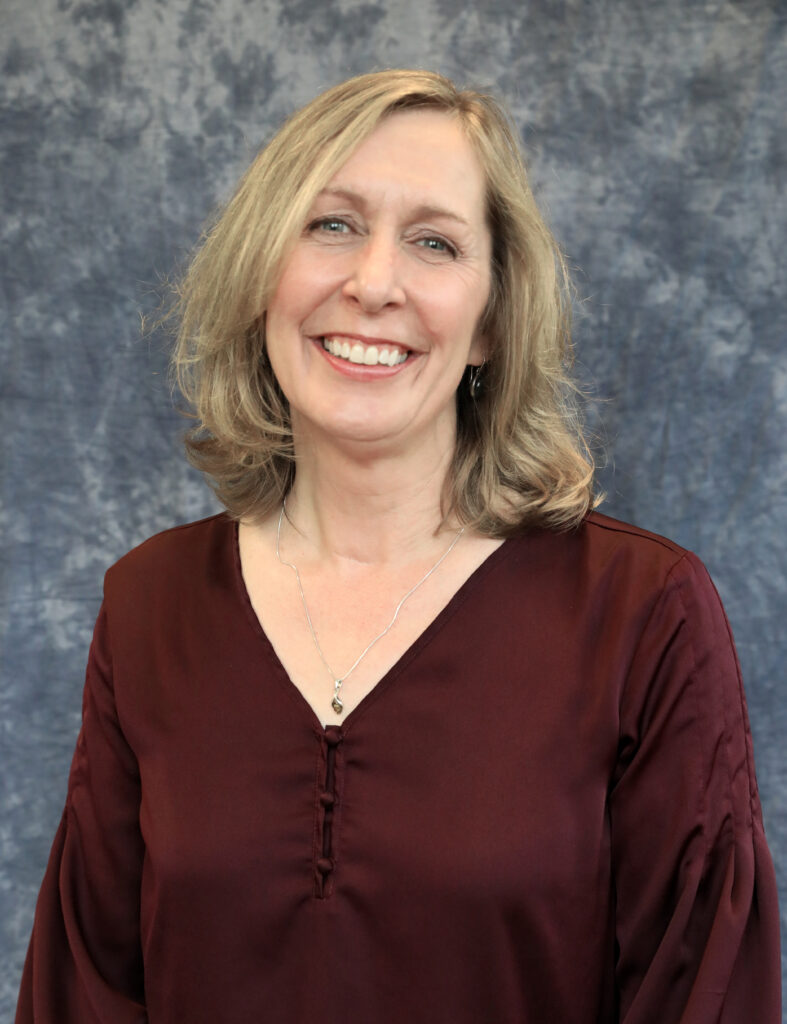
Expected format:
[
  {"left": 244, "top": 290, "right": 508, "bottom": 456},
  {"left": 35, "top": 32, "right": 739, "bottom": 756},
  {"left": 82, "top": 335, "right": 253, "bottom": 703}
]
[
  {"left": 609, "top": 551, "right": 781, "bottom": 1023},
  {"left": 16, "top": 603, "right": 147, "bottom": 1024}
]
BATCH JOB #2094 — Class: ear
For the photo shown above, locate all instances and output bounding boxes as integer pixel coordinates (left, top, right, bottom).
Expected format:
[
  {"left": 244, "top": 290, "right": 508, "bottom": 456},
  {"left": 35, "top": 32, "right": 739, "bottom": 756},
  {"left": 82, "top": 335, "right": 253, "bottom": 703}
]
[{"left": 467, "top": 331, "right": 488, "bottom": 367}]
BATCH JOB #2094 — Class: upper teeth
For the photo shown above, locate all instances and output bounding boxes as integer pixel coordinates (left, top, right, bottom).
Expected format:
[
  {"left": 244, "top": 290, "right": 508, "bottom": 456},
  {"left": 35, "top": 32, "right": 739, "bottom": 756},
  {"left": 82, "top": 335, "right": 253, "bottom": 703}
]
[{"left": 322, "top": 337, "right": 408, "bottom": 366}]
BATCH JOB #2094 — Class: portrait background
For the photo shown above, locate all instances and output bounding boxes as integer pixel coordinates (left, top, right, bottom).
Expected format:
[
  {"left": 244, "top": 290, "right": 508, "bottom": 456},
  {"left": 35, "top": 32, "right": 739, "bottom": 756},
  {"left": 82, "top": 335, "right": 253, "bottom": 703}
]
[{"left": 1, "top": 0, "right": 785, "bottom": 1014}]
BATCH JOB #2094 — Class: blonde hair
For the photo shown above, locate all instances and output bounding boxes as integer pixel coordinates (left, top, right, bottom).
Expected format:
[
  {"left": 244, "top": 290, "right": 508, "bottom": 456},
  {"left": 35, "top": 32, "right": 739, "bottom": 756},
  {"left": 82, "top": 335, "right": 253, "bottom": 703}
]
[{"left": 171, "top": 69, "right": 597, "bottom": 534}]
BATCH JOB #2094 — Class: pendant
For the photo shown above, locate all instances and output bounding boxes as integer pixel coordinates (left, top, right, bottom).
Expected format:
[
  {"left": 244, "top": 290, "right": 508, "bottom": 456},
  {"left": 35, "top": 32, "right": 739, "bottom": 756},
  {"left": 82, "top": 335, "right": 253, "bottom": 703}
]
[{"left": 331, "top": 679, "right": 344, "bottom": 715}]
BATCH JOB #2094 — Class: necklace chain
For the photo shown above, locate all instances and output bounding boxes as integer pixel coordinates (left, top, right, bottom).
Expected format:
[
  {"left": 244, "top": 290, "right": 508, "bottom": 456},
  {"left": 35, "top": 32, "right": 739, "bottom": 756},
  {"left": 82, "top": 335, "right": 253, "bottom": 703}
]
[{"left": 275, "top": 500, "right": 465, "bottom": 715}]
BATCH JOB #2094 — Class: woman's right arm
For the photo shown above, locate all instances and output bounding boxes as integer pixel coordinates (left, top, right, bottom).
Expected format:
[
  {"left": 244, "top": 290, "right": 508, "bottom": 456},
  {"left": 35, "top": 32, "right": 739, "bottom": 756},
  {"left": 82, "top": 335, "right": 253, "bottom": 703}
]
[{"left": 16, "top": 603, "right": 147, "bottom": 1024}]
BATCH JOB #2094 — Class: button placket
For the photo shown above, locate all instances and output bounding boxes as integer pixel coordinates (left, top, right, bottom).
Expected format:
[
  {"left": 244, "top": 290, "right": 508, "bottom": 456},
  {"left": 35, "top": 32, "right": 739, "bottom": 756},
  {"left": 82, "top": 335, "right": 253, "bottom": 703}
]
[{"left": 314, "top": 726, "right": 343, "bottom": 899}]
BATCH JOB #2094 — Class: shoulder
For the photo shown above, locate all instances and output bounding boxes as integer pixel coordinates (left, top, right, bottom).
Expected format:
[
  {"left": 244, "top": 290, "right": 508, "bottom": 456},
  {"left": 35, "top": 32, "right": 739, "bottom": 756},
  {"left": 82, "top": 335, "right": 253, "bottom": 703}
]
[
  {"left": 579, "top": 510, "right": 688, "bottom": 566},
  {"left": 575, "top": 513, "right": 736, "bottom": 685},
  {"left": 104, "top": 513, "right": 236, "bottom": 604},
  {"left": 577, "top": 510, "right": 716, "bottom": 601},
  {"left": 504, "top": 511, "right": 723, "bottom": 641},
  {"left": 512, "top": 509, "right": 703, "bottom": 588}
]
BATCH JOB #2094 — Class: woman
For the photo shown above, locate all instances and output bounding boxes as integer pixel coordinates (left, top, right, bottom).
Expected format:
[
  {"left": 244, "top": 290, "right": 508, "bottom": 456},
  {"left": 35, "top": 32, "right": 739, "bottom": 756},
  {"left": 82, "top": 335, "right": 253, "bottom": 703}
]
[{"left": 16, "top": 70, "right": 780, "bottom": 1023}]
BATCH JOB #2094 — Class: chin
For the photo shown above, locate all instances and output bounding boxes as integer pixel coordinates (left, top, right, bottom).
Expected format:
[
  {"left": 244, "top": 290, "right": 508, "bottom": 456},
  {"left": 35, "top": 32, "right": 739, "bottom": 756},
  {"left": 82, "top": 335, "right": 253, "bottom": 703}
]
[
  {"left": 325, "top": 419, "right": 407, "bottom": 449},
  {"left": 292, "top": 398, "right": 456, "bottom": 456},
  {"left": 293, "top": 399, "right": 402, "bottom": 439}
]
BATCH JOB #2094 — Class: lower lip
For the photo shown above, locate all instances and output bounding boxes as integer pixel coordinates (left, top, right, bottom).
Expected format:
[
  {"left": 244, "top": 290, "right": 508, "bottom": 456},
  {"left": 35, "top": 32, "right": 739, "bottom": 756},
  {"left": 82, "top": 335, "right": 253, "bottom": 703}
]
[{"left": 314, "top": 339, "right": 414, "bottom": 380}]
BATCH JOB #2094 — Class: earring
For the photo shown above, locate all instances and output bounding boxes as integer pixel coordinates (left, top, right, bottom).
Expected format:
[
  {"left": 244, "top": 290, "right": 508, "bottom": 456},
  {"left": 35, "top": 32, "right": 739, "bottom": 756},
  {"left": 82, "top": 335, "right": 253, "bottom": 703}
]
[{"left": 468, "top": 360, "right": 485, "bottom": 399}]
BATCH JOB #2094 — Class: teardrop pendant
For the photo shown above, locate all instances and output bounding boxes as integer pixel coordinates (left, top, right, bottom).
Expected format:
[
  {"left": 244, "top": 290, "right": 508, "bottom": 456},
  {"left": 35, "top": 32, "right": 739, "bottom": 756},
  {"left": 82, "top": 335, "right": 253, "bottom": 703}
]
[{"left": 331, "top": 680, "right": 344, "bottom": 715}]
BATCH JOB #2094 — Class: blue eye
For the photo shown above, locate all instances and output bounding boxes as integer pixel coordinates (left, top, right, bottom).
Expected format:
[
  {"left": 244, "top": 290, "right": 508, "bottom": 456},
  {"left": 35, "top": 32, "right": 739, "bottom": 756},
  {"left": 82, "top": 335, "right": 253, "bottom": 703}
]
[
  {"left": 312, "top": 217, "right": 350, "bottom": 234},
  {"left": 416, "top": 236, "right": 457, "bottom": 257}
]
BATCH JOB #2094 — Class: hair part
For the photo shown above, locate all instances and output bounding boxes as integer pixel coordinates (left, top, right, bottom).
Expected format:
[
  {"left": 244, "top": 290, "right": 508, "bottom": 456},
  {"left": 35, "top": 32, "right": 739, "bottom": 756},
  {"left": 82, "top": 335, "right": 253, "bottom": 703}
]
[{"left": 170, "top": 69, "right": 599, "bottom": 534}]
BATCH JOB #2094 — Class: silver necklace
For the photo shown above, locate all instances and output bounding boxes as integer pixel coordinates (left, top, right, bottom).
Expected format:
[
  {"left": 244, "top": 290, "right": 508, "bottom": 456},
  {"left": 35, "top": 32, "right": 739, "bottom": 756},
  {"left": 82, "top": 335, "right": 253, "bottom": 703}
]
[{"left": 275, "top": 501, "right": 465, "bottom": 715}]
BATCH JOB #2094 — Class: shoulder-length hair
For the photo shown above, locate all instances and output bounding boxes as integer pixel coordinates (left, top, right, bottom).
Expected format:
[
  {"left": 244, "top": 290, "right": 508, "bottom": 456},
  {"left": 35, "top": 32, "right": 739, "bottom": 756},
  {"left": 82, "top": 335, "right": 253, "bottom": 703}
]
[{"left": 171, "top": 69, "right": 597, "bottom": 534}]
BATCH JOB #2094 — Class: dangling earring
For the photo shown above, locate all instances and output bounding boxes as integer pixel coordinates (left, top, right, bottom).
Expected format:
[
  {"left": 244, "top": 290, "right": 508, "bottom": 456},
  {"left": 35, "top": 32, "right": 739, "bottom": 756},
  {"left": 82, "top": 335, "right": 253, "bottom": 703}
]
[{"left": 468, "top": 360, "right": 485, "bottom": 399}]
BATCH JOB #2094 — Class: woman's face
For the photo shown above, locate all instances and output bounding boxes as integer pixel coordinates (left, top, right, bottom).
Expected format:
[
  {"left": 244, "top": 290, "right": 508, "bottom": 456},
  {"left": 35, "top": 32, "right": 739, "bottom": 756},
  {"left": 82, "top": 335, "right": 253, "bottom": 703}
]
[{"left": 265, "top": 108, "right": 492, "bottom": 459}]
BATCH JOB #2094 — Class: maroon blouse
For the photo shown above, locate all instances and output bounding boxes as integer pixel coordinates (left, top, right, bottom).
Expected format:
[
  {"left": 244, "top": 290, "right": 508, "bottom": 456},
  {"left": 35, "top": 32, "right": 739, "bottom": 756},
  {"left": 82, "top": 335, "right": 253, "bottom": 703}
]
[{"left": 16, "top": 512, "right": 781, "bottom": 1022}]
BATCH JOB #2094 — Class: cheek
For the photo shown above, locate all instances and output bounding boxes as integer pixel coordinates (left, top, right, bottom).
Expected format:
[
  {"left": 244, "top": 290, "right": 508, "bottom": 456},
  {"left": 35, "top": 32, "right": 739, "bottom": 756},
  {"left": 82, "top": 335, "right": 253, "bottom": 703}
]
[
  {"left": 262, "top": 295, "right": 304, "bottom": 393},
  {"left": 416, "top": 281, "right": 490, "bottom": 350},
  {"left": 266, "top": 269, "right": 301, "bottom": 329},
  {"left": 267, "top": 255, "right": 345, "bottom": 339},
  {"left": 264, "top": 272, "right": 314, "bottom": 362}
]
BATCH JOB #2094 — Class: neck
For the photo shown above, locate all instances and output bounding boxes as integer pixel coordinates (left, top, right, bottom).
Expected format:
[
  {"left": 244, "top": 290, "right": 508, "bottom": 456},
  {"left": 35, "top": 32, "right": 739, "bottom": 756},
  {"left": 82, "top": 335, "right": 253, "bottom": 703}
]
[{"left": 284, "top": 426, "right": 458, "bottom": 566}]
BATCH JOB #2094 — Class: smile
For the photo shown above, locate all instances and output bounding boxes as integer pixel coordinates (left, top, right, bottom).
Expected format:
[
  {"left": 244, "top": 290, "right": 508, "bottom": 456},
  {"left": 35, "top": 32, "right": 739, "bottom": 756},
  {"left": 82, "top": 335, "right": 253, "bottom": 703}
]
[{"left": 321, "top": 336, "right": 410, "bottom": 367}]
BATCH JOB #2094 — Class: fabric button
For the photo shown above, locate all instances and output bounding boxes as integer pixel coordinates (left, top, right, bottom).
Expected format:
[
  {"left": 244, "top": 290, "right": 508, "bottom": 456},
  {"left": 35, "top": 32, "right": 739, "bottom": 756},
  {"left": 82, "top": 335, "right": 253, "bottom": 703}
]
[
  {"left": 324, "top": 726, "right": 343, "bottom": 747},
  {"left": 316, "top": 857, "right": 334, "bottom": 875},
  {"left": 319, "top": 791, "right": 335, "bottom": 808}
]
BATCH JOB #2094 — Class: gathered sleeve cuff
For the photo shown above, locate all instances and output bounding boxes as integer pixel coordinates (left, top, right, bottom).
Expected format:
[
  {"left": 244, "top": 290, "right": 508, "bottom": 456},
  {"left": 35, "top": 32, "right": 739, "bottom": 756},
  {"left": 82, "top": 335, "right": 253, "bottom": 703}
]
[
  {"left": 609, "top": 551, "right": 781, "bottom": 1022},
  {"left": 16, "top": 603, "right": 147, "bottom": 1024}
]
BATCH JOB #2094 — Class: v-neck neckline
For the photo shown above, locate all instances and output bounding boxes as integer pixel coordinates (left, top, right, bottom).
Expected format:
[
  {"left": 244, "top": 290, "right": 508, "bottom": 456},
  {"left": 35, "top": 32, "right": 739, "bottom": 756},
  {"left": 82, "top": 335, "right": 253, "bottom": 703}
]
[{"left": 231, "top": 517, "right": 517, "bottom": 735}]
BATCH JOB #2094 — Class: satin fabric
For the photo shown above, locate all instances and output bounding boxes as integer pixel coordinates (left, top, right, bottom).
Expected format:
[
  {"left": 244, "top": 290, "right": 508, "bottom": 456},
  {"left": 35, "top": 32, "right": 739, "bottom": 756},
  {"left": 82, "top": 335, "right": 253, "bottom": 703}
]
[{"left": 16, "top": 512, "right": 781, "bottom": 1022}]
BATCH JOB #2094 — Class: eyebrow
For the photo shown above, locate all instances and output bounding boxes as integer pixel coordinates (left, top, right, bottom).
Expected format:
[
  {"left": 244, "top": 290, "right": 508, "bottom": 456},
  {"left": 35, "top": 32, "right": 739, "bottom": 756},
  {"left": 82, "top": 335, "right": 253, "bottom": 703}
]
[{"left": 315, "top": 186, "right": 472, "bottom": 229}]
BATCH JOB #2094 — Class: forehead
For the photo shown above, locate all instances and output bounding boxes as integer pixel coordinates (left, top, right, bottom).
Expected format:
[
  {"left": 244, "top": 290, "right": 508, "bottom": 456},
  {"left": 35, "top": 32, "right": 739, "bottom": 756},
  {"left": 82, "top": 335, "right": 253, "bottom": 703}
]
[{"left": 324, "top": 108, "right": 488, "bottom": 223}]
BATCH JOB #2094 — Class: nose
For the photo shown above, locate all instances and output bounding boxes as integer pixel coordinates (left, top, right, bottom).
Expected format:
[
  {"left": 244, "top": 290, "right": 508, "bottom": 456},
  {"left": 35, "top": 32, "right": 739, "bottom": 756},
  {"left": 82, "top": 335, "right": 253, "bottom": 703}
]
[{"left": 341, "top": 233, "right": 406, "bottom": 312}]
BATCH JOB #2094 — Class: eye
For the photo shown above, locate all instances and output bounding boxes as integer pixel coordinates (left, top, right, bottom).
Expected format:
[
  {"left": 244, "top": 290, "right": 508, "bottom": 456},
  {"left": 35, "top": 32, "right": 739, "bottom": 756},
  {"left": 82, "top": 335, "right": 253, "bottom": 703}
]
[
  {"left": 308, "top": 216, "right": 352, "bottom": 235},
  {"left": 415, "top": 235, "right": 458, "bottom": 258}
]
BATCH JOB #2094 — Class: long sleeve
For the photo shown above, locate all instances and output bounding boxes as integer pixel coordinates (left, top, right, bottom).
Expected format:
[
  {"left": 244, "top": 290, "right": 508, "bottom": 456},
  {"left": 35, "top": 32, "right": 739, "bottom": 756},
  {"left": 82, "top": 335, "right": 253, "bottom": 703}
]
[
  {"left": 16, "top": 603, "right": 147, "bottom": 1024},
  {"left": 13, "top": 512, "right": 782, "bottom": 1022},
  {"left": 608, "top": 551, "right": 781, "bottom": 1022}
]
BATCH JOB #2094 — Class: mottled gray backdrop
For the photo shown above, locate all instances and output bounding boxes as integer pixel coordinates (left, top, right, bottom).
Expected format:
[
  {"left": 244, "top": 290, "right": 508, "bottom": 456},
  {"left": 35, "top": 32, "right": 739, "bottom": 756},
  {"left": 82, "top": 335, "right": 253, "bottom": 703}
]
[{"left": 1, "top": 0, "right": 785, "bottom": 1016}]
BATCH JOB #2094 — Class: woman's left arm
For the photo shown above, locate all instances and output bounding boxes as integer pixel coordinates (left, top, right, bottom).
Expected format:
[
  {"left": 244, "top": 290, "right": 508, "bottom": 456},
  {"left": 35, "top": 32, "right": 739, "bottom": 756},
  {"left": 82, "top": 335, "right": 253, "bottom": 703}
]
[
  {"left": 15, "top": 603, "right": 147, "bottom": 1023},
  {"left": 609, "top": 551, "right": 781, "bottom": 1022}
]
